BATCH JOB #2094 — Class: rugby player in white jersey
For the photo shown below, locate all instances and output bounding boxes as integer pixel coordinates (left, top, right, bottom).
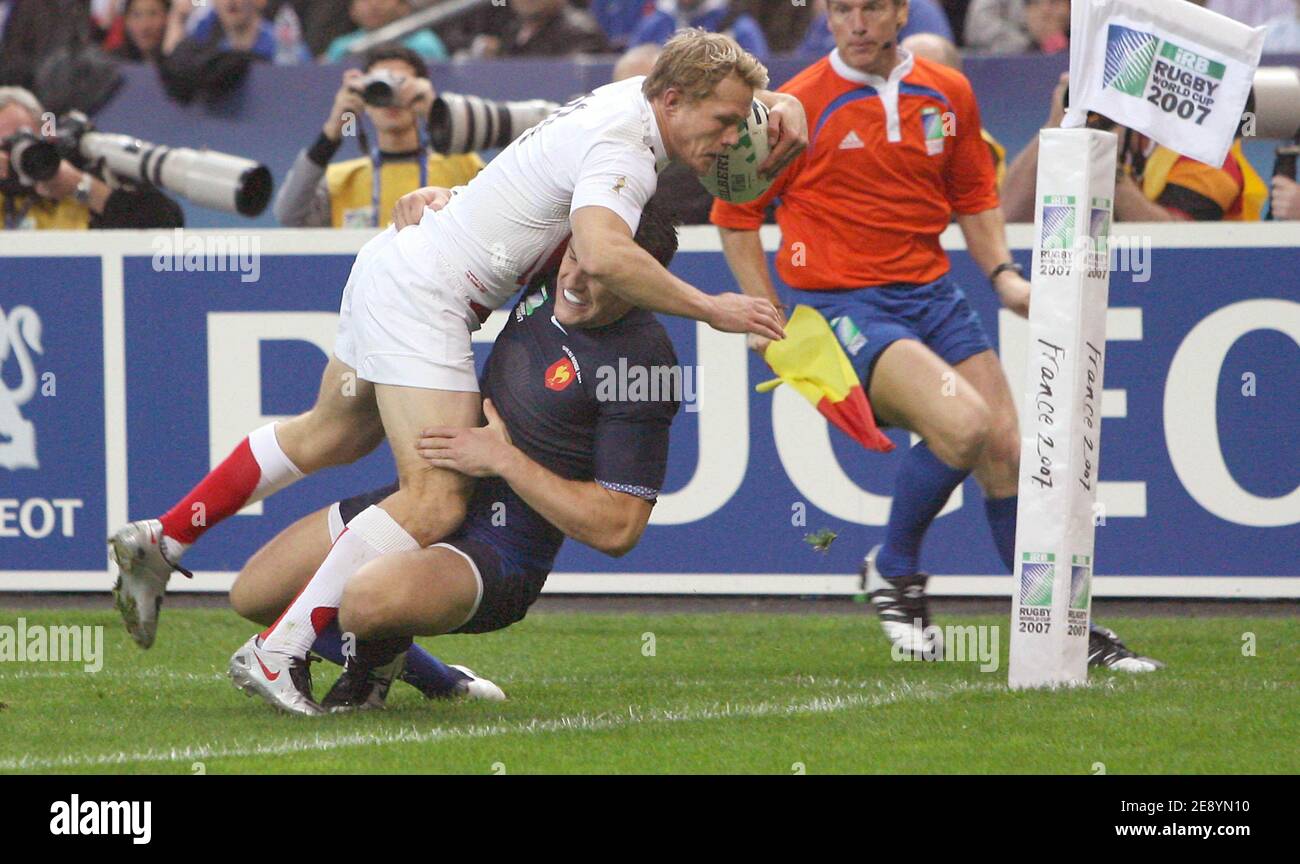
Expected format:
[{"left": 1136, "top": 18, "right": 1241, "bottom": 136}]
[{"left": 109, "top": 32, "right": 807, "bottom": 707}]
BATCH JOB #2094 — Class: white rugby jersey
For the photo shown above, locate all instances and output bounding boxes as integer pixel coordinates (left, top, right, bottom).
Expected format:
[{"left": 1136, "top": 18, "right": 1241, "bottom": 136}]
[{"left": 417, "top": 76, "right": 671, "bottom": 311}]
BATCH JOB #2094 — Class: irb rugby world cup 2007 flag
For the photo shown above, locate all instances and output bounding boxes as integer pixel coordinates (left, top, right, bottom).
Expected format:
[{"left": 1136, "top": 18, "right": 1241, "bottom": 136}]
[{"left": 1063, "top": 0, "right": 1265, "bottom": 167}]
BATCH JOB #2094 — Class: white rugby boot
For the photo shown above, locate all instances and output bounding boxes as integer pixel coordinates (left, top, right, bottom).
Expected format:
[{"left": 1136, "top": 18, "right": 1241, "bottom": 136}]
[
  {"left": 862, "top": 545, "right": 944, "bottom": 657},
  {"left": 228, "top": 636, "right": 324, "bottom": 716},
  {"left": 450, "top": 665, "right": 507, "bottom": 702},
  {"left": 1088, "top": 624, "right": 1165, "bottom": 673},
  {"left": 109, "top": 519, "right": 190, "bottom": 649}
]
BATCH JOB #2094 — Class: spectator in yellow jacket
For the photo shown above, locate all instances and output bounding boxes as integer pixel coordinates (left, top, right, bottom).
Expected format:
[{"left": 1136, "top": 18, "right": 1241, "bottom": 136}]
[{"left": 274, "top": 43, "right": 483, "bottom": 228}]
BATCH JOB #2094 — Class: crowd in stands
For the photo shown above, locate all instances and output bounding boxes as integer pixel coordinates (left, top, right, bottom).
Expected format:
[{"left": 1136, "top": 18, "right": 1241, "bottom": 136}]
[
  {"left": 0, "top": 0, "right": 1297, "bottom": 229},
  {"left": 2, "top": 1, "right": 1290, "bottom": 70}
]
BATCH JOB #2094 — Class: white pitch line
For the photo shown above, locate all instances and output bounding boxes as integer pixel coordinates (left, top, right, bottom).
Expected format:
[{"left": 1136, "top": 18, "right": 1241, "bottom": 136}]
[
  {"left": 0, "top": 668, "right": 226, "bottom": 682},
  {"left": 0, "top": 680, "right": 999, "bottom": 772}
]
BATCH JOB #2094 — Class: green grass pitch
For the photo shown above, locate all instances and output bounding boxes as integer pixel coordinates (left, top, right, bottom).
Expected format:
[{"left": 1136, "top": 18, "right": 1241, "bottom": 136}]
[{"left": 1, "top": 607, "right": 1295, "bottom": 774}]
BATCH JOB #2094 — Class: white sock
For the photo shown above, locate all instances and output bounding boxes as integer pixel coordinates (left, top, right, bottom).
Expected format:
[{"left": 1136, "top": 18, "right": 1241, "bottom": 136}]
[
  {"left": 260, "top": 506, "right": 418, "bottom": 658},
  {"left": 247, "top": 422, "right": 305, "bottom": 505}
]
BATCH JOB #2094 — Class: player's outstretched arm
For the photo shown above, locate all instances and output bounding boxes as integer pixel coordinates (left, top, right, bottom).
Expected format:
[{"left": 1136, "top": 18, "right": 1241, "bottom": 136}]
[
  {"left": 571, "top": 205, "right": 784, "bottom": 341},
  {"left": 418, "top": 401, "right": 653, "bottom": 557}
]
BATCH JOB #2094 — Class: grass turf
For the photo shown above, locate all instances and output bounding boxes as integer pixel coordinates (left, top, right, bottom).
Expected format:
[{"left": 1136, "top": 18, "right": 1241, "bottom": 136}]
[{"left": 0, "top": 607, "right": 1295, "bottom": 774}]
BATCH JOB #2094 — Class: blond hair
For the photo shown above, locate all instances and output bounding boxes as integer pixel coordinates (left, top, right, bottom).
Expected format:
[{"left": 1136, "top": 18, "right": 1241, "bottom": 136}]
[{"left": 642, "top": 29, "right": 769, "bottom": 103}]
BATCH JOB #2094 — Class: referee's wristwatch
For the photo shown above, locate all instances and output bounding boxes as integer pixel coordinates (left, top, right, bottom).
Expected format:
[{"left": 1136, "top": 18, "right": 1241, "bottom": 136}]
[{"left": 988, "top": 261, "right": 1023, "bottom": 284}]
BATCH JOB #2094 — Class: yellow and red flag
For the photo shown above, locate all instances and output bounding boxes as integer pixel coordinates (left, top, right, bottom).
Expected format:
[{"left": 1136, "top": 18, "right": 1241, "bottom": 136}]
[{"left": 756, "top": 305, "right": 895, "bottom": 453}]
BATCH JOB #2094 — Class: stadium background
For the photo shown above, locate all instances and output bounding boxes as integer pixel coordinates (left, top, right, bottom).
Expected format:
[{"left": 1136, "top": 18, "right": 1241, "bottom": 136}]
[
  {"left": 88, "top": 54, "right": 1300, "bottom": 228},
  {"left": 1, "top": 48, "right": 1297, "bottom": 599}
]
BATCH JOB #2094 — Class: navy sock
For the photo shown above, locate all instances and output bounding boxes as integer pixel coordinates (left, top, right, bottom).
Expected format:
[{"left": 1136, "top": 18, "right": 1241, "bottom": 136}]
[
  {"left": 400, "top": 645, "right": 470, "bottom": 698},
  {"left": 309, "top": 619, "right": 347, "bottom": 665},
  {"left": 978, "top": 498, "right": 1106, "bottom": 638},
  {"left": 983, "top": 494, "right": 1018, "bottom": 573},
  {"left": 877, "top": 441, "right": 970, "bottom": 578},
  {"left": 310, "top": 620, "right": 467, "bottom": 697}
]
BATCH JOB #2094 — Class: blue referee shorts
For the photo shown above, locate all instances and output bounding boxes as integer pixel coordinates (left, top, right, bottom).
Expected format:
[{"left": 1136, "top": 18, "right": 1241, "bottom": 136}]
[{"left": 796, "top": 274, "right": 994, "bottom": 391}]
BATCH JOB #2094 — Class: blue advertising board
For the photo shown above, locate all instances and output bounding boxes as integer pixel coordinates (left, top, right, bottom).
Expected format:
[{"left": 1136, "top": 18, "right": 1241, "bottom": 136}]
[
  {"left": 1, "top": 226, "right": 1296, "bottom": 595},
  {"left": 0, "top": 257, "right": 106, "bottom": 570}
]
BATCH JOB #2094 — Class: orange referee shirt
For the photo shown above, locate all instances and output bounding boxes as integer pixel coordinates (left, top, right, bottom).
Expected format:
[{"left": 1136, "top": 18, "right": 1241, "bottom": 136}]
[{"left": 711, "top": 50, "right": 1000, "bottom": 290}]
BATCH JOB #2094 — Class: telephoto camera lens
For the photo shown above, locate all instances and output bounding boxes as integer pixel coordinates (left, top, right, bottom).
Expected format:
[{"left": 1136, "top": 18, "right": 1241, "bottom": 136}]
[{"left": 428, "top": 93, "right": 560, "bottom": 154}]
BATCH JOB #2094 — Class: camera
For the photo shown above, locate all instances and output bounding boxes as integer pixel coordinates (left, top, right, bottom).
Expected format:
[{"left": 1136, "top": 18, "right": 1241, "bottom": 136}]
[
  {"left": 2, "top": 112, "right": 272, "bottom": 216},
  {"left": 0, "top": 129, "right": 63, "bottom": 188},
  {"left": 427, "top": 93, "right": 559, "bottom": 154},
  {"left": 3, "top": 113, "right": 271, "bottom": 216},
  {"left": 356, "top": 69, "right": 406, "bottom": 108}
]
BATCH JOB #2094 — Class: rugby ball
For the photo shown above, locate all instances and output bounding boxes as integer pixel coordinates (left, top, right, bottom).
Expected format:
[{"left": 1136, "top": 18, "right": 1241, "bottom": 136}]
[{"left": 699, "top": 99, "right": 773, "bottom": 204}]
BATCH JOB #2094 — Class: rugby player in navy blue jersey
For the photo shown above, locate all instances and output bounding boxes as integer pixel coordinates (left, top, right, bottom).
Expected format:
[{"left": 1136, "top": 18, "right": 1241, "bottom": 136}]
[{"left": 226, "top": 198, "right": 682, "bottom": 713}]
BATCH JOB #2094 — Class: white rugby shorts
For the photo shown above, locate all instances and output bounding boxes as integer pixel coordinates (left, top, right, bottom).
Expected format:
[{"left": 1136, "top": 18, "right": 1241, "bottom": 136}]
[{"left": 334, "top": 214, "right": 480, "bottom": 392}]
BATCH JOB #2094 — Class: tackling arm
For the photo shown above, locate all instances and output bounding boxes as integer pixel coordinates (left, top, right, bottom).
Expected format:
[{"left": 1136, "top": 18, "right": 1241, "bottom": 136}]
[
  {"left": 418, "top": 400, "right": 652, "bottom": 558},
  {"left": 999, "top": 136, "right": 1041, "bottom": 224},
  {"left": 493, "top": 450, "right": 653, "bottom": 558}
]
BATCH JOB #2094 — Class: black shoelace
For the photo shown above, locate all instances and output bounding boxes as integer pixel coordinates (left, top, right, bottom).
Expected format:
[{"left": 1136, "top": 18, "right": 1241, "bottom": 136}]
[{"left": 288, "top": 653, "right": 321, "bottom": 701}]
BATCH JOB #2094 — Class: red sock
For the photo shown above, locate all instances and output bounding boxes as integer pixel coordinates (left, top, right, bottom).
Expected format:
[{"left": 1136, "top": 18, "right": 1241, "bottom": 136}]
[{"left": 159, "top": 438, "right": 261, "bottom": 545}]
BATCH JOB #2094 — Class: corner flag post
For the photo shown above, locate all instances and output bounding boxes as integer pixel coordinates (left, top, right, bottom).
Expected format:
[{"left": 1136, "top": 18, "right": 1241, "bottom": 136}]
[
  {"left": 1008, "top": 129, "right": 1117, "bottom": 690},
  {"left": 1006, "top": 0, "right": 1263, "bottom": 689}
]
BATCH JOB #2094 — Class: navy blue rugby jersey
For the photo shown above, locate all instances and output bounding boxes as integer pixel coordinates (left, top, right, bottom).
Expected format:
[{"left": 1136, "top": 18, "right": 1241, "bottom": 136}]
[{"left": 341, "top": 286, "right": 680, "bottom": 570}]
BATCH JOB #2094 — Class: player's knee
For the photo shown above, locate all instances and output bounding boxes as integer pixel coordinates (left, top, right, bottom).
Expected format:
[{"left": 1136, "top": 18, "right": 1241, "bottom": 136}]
[
  {"left": 338, "top": 567, "right": 398, "bottom": 639},
  {"left": 229, "top": 571, "right": 270, "bottom": 625},
  {"left": 228, "top": 577, "right": 252, "bottom": 621},
  {"left": 933, "top": 395, "right": 992, "bottom": 468},
  {"left": 973, "top": 422, "right": 1021, "bottom": 498},
  {"left": 278, "top": 412, "right": 349, "bottom": 472},
  {"left": 986, "top": 422, "right": 1020, "bottom": 472}
]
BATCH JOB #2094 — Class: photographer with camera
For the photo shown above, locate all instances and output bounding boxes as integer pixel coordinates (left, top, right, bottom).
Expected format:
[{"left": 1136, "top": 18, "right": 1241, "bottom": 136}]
[
  {"left": 1000, "top": 72, "right": 1269, "bottom": 222},
  {"left": 274, "top": 43, "right": 483, "bottom": 228},
  {"left": 0, "top": 86, "right": 183, "bottom": 230}
]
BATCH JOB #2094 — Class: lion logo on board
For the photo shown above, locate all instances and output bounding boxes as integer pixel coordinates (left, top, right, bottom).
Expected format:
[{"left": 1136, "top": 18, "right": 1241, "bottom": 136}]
[{"left": 0, "top": 305, "right": 43, "bottom": 471}]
